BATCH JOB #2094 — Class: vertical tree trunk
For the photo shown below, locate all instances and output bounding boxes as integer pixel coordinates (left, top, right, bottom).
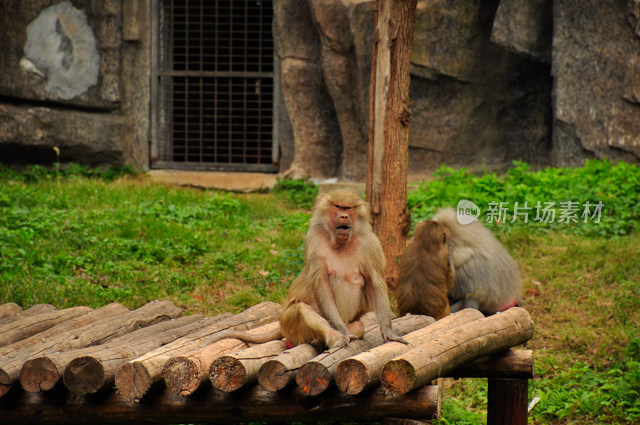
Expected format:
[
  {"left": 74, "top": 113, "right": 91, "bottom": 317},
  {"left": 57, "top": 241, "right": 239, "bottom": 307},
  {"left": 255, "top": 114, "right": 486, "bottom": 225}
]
[{"left": 366, "top": 0, "right": 417, "bottom": 289}]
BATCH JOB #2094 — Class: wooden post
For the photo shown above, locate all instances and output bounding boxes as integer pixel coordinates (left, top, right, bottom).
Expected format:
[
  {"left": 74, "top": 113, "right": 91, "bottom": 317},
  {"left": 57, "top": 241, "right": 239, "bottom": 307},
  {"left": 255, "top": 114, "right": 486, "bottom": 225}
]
[
  {"left": 366, "top": 0, "right": 417, "bottom": 289},
  {"left": 487, "top": 378, "right": 529, "bottom": 425}
]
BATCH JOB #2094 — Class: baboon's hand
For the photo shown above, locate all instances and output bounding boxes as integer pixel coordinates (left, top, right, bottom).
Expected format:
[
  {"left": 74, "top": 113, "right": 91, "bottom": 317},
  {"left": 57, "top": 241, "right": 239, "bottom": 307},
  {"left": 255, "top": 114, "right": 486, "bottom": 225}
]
[{"left": 382, "top": 327, "right": 409, "bottom": 345}]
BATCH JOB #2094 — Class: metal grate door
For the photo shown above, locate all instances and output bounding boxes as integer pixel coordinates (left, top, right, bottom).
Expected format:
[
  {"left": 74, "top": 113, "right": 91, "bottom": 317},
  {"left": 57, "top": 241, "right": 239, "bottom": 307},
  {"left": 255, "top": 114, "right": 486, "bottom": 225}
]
[{"left": 152, "top": 0, "right": 277, "bottom": 172}]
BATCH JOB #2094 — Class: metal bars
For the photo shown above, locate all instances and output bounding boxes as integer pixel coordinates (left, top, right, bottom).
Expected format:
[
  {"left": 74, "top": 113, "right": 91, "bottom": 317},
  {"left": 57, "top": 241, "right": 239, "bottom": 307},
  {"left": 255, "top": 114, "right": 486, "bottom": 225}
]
[{"left": 155, "top": 0, "right": 276, "bottom": 171}]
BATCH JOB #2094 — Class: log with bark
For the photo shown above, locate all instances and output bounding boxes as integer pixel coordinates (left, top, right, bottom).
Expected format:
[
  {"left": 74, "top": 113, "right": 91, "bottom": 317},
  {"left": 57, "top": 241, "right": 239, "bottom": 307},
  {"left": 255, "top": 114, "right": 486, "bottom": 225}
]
[
  {"left": 0, "top": 306, "right": 92, "bottom": 347},
  {"left": 256, "top": 312, "right": 377, "bottom": 392},
  {"left": 447, "top": 349, "right": 535, "bottom": 380},
  {"left": 258, "top": 343, "right": 320, "bottom": 392},
  {"left": 336, "top": 308, "right": 484, "bottom": 394},
  {"left": 0, "top": 300, "right": 182, "bottom": 397},
  {"left": 381, "top": 307, "right": 534, "bottom": 396},
  {"left": 0, "top": 302, "right": 22, "bottom": 319},
  {"left": 209, "top": 323, "right": 284, "bottom": 393},
  {"left": 0, "top": 303, "right": 129, "bottom": 359},
  {"left": 163, "top": 321, "right": 278, "bottom": 396},
  {"left": 115, "top": 301, "right": 281, "bottom": 402},
  {"left": 20, "top": 314, "right": 226, "bottom": 394},
  {"left": 62, "top": 313, "right": 231, "bottom": 396},
  {"left": 296, "top": 314, "right": 435, "bottom": 396},
  {"left": 0, "top": 304, "right": 56, "bottom": 327},
  {"left": 0, "top": 383, "right": 440, "bottom": 425}
]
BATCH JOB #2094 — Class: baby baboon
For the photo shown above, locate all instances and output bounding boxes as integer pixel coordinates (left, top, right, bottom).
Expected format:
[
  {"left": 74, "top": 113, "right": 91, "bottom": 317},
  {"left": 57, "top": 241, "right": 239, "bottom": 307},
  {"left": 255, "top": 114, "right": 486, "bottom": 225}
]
[{"left": 395, "top": 220, "right": 455, "bottom": 320}]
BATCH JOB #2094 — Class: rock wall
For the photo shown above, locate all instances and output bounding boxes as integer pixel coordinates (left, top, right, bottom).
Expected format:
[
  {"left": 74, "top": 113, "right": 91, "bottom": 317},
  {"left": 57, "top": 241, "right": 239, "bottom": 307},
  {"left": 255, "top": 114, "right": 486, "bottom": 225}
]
[
  {"left": 551, "top": 0, "right": 640, "bottom": 165},
  {"left": 0, "top": 0, "right": 149, "bottom": 168},
  {"left": 0, "top": 0, "right": 638, "bottom": 176},
  {"left": 277, "top": 0, "right": 639, "bottom": 180}
]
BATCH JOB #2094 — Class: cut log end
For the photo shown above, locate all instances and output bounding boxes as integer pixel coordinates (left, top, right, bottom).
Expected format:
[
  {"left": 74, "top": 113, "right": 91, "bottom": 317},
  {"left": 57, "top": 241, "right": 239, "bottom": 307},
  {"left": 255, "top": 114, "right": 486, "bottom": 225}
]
[
  {"left": 163, "top": 356, "right": 201, "bottom": 396},
  {"left": 0, "top": 302, "right": 22, "bottom": 319},
  {"left": 335, "top": 358, "right": 368, "bottom": 395},
  {"left": 209, "top": 357, "right": 247, "bottom": 392},
  {"left": 63, "top": 356, "right": 105, "bottom": 396},
  {"left": 20, "top": 357, "right": 60, "bottom": 393},
  {"left": 115, "top": 362, "right": 152, "bottom": 402},
  {"left": 258, "top": 360, "right": 293, "bottom": 392},
  {"left": 0, "top": 369, "right": 12, "bottom": 397},
  {"left": 381, "top": 359, "right": 416, "bottom": 397},
  {"left": 0, "top": 369, "right": 11, "bottom": 387},
  {"left": 296, "top": 361, "right": 331, "bottom": 396}
]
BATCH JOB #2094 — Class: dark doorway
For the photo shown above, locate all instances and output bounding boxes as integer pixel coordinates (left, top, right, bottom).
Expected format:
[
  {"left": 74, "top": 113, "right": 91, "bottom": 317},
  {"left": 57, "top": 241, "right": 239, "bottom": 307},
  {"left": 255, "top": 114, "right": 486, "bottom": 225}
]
[{"left": 152, "top": 0, "right": 277, "bottom": 172}]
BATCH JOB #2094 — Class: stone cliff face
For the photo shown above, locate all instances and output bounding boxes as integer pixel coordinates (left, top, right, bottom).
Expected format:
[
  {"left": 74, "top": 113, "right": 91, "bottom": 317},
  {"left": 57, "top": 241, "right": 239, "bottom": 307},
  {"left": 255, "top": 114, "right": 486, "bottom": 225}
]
[
  {"left": 276, "top": 0, "right": 640, "bottom": 180},
  {"left": 551, "top": 0, "right": 640, "bottom": 164},
  {"left": 0, "top": 0, "right": 149, "bottom": 168},
  {"left": 0, "top": 0, "right": 637, "bottom": 176}
]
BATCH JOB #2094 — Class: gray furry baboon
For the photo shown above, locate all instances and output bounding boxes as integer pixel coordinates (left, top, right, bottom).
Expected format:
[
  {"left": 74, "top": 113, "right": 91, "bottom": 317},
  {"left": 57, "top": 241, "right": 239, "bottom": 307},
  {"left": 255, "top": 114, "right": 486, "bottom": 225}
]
[
  {"left": 396, "top": 208, "right": 522, "bottom": 318},
  {"left": 435, "top": 208, "right": 522, "bottom": 314}
]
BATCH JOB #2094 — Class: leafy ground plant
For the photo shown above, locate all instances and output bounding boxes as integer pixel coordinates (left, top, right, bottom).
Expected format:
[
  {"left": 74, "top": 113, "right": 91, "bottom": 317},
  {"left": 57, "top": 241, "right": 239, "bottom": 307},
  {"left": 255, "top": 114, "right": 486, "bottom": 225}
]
[
  {"left": 409, "top": 160, "right": 640, "bottom": 237},
  {"left": 0, "top": 161, "right": 638, "bottom": 424}
]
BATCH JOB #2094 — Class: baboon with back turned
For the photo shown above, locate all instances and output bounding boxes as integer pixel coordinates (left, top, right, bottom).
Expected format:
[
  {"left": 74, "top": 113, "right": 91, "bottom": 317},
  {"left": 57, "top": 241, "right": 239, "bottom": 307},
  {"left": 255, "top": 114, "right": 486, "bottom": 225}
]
[{"left": 396, "top": 208, "right": 522, "bottom": 318}]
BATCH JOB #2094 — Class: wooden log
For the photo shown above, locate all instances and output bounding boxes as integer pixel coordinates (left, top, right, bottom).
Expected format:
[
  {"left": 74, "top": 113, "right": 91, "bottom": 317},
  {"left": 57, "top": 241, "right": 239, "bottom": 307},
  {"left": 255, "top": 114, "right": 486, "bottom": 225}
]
[
  {"left": 447, "top": 349, "right": 534, "bottom": 379},
  {"left": 163, "top": 321, "right": 279, "bottom": 396},
  {"left": 209, "top": 326, "right": 284, "bottom": 392},
  {"left": 115, "top": 301, "right": 281, "bottom": 402},
  {"left": 487, "top": 378, "right": 529, "bottom": 425},
  {"left": 0, "top": 300, "right": 182, "bottom": 397},
  {"left": 336, "top": 308, "right": 484, "bottom": 394},
  {"left": 383, "top": 418, "right": 434, "bottom": 425},
  {"left": 0, "top": 383, "right": 440, "bottom": 425},
  {"left": 0, "top": 302, "right": 22, "bottom": 319},
  {"left": 61, "top": 313, "right": 231, "bottom": 396},
  {"left": 296, "top": 314, "right": 434, "bottom": 396},
  {"left": 256, "top": 312, "right": 378, "bottom": 392},
  {"left": 0, "top": 306, "right": 92, "bottom": 347},
  {"left": 0, "top": 303, "right": 129, "bottom": 359},
  {"left": 258, "top": 343, "right": 320, "bottom": 392},
  {"left": 21, "top": 314, "right": 220, "bottom": 394},
  {"left": 381, "top": 307, "right": 534, "bottom": 396},
  {"left": 0, "top": 304, "right": 56, "bottom": 327}
]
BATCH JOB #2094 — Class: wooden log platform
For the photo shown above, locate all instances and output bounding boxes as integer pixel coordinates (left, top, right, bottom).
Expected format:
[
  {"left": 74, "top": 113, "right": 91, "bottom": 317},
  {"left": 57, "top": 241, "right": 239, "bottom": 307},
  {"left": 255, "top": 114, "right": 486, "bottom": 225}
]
[
  {"left": 381, "top": 307, "right": 534, "bottom": 396},
  {"left": 0, "top": 300, "right": 182, "bottom": 397},
  {"left": 295, "top": 314, "right": 435, "bottom": 396},
  {"left": 114, "top": 302, "right": 281, "bottom": 402},
  {"left": 336, "top": 308, "right": 483, "bottom": 395},
  {"left": 0, "top": 300, "right": 535, "bottom": 425},
  {"left": 0, "top": 383, "right": 440, "bottom": 425}
]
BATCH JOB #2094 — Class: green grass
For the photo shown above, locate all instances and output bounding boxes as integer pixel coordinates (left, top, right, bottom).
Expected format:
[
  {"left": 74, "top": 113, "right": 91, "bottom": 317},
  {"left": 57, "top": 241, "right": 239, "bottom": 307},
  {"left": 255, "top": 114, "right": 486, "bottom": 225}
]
[
  {"left": 0, "top": 167, "right": 309, "bottom": 313},
  {"left": 0, "top": 161, "right": 638, "bottom": 424}
]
